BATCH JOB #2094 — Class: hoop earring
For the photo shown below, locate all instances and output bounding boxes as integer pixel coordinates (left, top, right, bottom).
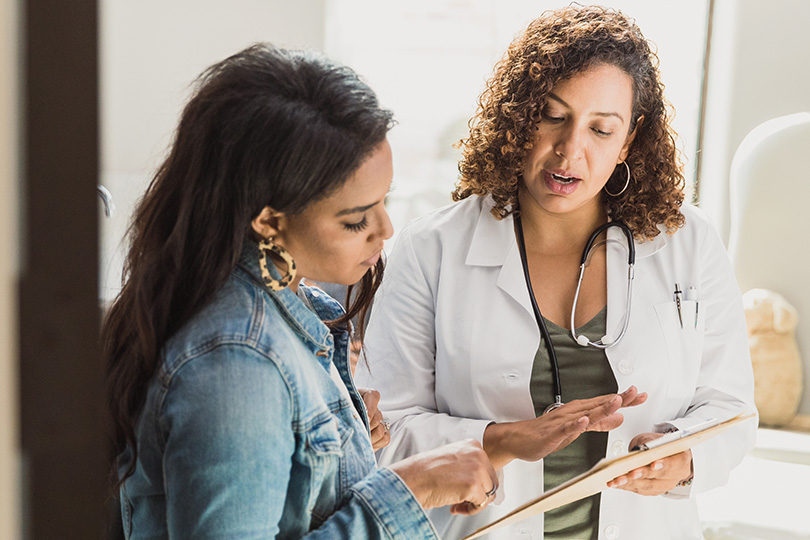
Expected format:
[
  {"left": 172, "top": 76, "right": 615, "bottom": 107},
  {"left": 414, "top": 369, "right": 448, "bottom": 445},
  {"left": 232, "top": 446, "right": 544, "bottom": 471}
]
[
  {"left": 258, "top": 237, "right": 297, "bottom": 291},
  {"left": 605, "top": 161, "right": 631, "bottom": 197}
]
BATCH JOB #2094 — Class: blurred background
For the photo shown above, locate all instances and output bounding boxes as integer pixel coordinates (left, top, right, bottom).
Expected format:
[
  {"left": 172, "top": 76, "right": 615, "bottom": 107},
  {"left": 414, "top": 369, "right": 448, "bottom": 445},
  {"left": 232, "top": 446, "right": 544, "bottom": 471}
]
[{"left": 3, "top": 1, "right": 809, "bottom": 538}]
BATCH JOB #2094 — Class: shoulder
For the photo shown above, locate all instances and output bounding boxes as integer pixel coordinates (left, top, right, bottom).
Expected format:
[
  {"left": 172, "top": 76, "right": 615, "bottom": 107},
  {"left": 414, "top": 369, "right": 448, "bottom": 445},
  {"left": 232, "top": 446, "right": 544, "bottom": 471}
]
[
  {"left": 403, "top": 195, "right": 495, "bottom": 235},
  {"left": 161, "top": 272, "right": 304, "bottom": 379},
  {"left": 674, "top": 203, "right": 723, "bottom": 249},
  {"left": 399, "top": 195, "right": 493, "bottom": 243},
  {"left": 680, "top": 203, "right": 714, "bottom": 229},
  {"left": 641, "top": 203, "right": 732, "bottom": 275}
]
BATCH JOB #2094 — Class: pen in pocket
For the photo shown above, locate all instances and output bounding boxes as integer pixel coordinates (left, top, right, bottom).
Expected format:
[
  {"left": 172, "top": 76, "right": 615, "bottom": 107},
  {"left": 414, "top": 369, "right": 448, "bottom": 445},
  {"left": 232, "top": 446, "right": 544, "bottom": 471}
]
[
  {"left": 673, "top": 283, "right": 683, "bottom": 329},
  {"left": 684, "top": 285, "right": 698, "bottom": 329}
]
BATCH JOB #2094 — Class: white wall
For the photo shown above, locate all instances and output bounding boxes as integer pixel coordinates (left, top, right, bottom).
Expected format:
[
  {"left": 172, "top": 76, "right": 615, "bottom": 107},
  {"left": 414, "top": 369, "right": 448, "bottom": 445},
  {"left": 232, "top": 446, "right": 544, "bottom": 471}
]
[
  {"left": 99, "top": 0, "right": 327, "bottom": 302},
  {"left": 699, "top": 0, "right": 810, "bottom": 414},
  {"left": 699, "top": 0, "right": 810, "bottom": 239},
  {"left": 0, "top": 0, "right": 21, "bottom": 537}
]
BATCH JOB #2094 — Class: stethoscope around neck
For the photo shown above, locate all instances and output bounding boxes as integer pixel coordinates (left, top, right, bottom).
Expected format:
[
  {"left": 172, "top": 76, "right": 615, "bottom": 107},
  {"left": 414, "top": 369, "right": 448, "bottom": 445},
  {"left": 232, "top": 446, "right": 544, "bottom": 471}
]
[{"left": 513, "top": 212, "right": 636, "bottom": 414}]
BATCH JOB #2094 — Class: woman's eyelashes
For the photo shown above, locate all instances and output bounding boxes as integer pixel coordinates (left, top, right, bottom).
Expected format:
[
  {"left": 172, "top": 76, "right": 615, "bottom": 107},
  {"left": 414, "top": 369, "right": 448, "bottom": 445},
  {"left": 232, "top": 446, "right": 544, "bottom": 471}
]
[
  {"left": 541, "top": 111, "right": 564, "bottom": 123},
  {"left": 343, "top": 215, "right": 369, "bottom": 232},
  {"left": 541, "top": 111, "right": 614, "bottom": 137}
]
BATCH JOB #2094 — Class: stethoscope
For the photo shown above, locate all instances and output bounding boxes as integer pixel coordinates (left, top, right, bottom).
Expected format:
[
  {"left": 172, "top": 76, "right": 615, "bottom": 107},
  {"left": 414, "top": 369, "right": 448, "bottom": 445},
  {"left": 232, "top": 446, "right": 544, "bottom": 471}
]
[{"left": 514, "top": 212, "right": 636, "bottom": 414}]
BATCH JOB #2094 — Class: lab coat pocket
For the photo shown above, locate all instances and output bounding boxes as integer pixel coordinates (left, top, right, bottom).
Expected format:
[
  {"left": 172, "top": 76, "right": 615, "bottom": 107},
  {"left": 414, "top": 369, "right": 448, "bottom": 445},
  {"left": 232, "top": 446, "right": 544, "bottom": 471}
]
[{"left": 654, "top": 300, "right": 705, "bottom": 402}]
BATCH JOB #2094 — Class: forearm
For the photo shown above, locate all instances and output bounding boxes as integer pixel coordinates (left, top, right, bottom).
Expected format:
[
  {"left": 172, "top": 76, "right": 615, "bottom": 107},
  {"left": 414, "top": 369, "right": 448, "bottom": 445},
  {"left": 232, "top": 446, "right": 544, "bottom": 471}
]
[{"left": 378, "top": 411, "right": 492, "bottom": 465}]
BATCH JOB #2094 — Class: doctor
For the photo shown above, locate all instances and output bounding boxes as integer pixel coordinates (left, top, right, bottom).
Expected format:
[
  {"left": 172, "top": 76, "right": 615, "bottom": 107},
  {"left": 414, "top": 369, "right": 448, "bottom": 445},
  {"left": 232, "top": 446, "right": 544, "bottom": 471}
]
[{"left": 357, "top": 6, "right": 756, "bottom": 540}]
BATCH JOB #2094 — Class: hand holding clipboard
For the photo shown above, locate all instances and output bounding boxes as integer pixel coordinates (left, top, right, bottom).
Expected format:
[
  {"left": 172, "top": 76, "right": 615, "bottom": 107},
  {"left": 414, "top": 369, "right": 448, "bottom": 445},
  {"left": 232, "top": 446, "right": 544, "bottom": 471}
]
[
  {"left": 461, "top": 412, "right": 756, "bottom": 540},
  {"left": 604, "top": 417, "right": 722, "bottom": 493}
]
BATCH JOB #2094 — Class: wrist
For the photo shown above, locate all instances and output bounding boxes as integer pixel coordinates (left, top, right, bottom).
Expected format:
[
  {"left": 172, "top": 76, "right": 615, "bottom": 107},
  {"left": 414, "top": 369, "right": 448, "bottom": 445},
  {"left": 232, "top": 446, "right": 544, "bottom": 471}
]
[
  {"left": 483, "top": 422, "right": 515, "bottom": 469},
  {"left": 388, "top": 459, "right": 432, "bottom": 508},
  {"left": 677, "top": 458, "right": 695, "bottom": 487}
]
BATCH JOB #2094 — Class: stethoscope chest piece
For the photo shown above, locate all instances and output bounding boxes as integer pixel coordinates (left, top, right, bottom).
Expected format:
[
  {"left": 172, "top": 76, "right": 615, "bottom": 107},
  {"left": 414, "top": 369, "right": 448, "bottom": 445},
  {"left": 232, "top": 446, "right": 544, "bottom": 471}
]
[{"left": 543, "top": 401, "right": 564, "bottom": 415}]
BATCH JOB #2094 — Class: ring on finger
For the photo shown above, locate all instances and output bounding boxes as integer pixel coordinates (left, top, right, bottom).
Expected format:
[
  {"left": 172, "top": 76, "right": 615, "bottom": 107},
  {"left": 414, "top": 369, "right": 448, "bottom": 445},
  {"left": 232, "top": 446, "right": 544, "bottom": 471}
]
[
  {"left": 485, "top": 484, "right": 497, "bottom": 498},
  {"left": 381, "top": 421, "right": 391, "bottom": 432}
]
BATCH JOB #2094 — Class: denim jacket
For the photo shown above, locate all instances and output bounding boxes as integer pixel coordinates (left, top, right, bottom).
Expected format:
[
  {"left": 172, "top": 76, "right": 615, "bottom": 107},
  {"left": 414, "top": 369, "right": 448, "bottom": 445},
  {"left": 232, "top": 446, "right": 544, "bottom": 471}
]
[{"left": 118, "top": 241, "right": 439, "bottom": 539}]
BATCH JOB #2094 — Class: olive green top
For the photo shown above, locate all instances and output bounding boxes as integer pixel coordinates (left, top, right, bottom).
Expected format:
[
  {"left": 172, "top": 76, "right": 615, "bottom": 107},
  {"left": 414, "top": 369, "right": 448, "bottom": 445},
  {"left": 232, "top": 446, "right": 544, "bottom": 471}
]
[{"left": 530, "top": 307, "right": 617, "bottom": 540}]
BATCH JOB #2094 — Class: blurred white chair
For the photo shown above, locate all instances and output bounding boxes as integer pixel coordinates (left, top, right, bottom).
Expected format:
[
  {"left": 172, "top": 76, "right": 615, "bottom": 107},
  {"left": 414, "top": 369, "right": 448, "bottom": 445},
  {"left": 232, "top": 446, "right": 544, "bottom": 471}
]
[{"left": 728, "top": 112, "right": 810, "bottom": 416}]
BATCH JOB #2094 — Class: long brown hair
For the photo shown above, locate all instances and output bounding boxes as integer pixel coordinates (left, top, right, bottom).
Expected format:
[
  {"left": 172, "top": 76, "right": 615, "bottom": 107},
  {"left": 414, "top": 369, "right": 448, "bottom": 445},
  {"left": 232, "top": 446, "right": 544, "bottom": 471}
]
[
  {"left": 102, "top": 44, "right": 394, "bottom": 484},
  {"left": 454, "top": 5, "right": 685, "bottom": 239}
]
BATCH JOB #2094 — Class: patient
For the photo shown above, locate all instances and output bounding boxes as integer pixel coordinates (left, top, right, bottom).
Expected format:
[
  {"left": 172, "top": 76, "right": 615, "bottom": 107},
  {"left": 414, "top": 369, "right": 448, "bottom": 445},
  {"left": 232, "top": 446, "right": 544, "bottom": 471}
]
[{"left": 102, "top": 43, "right": 503, "bottom": 539}]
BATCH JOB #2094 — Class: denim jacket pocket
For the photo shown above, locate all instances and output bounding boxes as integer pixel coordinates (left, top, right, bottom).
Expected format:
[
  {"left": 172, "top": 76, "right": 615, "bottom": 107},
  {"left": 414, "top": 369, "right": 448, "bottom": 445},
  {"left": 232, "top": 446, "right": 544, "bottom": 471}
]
[{"left": 305, "top": 414, "right": 354, "bottom": 523}]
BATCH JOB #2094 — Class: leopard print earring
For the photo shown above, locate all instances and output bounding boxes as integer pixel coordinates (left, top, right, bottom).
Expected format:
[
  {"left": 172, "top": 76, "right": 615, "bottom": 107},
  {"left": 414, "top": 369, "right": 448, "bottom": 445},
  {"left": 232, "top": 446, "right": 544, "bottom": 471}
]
[{"left": 258, "top": 237, "right": 297, "bottom": 291}]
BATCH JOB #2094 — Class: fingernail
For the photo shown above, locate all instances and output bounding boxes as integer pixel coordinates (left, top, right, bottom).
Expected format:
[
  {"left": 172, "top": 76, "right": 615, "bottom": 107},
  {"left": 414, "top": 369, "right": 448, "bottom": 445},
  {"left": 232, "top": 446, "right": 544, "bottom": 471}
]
[{"left": 653, "top": 462, "right": 664, "bottom": 470}]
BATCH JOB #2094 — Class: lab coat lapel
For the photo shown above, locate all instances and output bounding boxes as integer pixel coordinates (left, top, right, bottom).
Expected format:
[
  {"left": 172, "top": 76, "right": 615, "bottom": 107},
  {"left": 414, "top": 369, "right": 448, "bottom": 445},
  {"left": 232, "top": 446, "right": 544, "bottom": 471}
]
[
  {"left": 497, "top": 239, "right": 534, "bottom": 316},
  {"left": 465, "top": 203, "right": 533, "bottom": 318}
]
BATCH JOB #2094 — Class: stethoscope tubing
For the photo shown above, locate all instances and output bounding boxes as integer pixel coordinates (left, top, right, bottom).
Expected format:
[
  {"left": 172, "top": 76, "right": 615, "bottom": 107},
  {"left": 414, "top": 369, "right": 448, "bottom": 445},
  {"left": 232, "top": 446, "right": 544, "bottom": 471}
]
[
  {"left": 514, "top": 212, "right": 635, "bottom": 412},
  {"left": 514, "top": 214, "right": 563, "bottom": 411}
]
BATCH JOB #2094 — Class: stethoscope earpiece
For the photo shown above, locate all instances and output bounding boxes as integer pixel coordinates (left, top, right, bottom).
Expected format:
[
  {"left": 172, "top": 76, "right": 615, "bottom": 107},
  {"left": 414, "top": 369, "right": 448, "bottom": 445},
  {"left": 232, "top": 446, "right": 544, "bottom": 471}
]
[{"left": 576, "top": 334, "right": 590, "bottom": 347}]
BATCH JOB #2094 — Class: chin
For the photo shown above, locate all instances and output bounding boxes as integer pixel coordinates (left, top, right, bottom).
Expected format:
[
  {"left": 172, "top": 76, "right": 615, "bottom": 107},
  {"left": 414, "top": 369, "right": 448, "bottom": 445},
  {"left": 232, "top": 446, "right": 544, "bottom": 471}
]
[
  {"left": 307, "top": 265, "right": 371, "bottom": 288},
  {"left": 316, "top": 273, "right": 363, "bottom": 288}
]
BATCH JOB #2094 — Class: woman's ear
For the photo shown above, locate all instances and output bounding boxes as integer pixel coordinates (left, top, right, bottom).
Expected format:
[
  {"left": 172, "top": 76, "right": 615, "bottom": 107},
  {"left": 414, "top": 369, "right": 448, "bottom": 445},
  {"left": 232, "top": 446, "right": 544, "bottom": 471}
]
[
  {"left": 619, "top": 115, "right": 644, "bottom": 161},
  {"left": 251, "top": 206, "right": 285, "bottom": 239}
]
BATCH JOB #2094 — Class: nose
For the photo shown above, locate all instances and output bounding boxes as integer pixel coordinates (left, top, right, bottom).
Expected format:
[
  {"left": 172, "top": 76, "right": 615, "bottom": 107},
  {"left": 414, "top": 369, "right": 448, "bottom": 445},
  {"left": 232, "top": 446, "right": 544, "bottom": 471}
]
[
  {"left": 554, "top": 124, "right": 586, "bottom": 161},
  {"left": 372, "top": 205, "right": 394, "bottom": 242}
]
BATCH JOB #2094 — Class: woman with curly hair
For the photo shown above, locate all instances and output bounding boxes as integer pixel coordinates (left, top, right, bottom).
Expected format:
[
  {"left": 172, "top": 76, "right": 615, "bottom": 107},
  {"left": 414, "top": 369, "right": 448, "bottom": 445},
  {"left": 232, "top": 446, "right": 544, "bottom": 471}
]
[{"left": 356, "top": 5, "right": 755, "bottom": 539}]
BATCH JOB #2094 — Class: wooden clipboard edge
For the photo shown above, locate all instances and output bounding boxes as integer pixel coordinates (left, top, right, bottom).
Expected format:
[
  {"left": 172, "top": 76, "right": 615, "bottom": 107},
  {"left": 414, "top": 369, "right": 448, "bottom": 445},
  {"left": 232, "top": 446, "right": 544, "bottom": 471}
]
[{"left": 460, "top": 412, "right": 755, "bottom": 540}]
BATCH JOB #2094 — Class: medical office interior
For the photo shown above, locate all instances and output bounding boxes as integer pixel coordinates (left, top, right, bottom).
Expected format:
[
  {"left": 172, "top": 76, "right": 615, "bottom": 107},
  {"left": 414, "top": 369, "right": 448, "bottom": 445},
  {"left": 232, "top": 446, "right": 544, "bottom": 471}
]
[{"left": 2, "top": 0, "right": 810, "bottom": 538}]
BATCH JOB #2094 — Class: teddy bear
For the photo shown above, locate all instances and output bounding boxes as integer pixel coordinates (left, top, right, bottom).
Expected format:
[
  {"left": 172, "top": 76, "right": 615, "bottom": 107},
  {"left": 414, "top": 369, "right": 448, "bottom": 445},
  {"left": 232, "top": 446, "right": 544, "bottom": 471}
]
[{"left": 742, "top": 288, "right": 803, "bottom": 426}]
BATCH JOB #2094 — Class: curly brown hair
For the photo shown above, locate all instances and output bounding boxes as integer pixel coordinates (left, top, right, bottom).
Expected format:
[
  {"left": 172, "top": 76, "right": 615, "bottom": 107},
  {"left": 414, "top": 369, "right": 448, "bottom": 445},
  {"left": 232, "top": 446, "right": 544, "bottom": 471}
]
[{"left": 453, "top": 5, "right": 685, "bottom": 239}]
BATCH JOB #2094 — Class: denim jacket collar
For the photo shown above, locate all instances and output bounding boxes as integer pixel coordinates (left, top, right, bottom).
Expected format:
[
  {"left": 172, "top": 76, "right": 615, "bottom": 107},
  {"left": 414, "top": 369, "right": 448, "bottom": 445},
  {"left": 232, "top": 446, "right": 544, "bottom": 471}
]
[{"left": 236, "top": 240, "right": 346, "bottom": 362}]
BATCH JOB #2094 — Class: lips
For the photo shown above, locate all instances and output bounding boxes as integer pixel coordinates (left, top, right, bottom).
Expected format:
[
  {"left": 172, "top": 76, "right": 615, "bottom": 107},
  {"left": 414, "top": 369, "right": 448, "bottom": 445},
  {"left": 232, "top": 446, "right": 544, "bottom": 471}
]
[
  {"left": 543, "top": 169, "right": 581, "bottom": 195},
  {"left": 550, "top": 172, "right": 577, "bottom": 184},
  {"left": 363, "top": 249, "right": 382, "bottom": 266}
]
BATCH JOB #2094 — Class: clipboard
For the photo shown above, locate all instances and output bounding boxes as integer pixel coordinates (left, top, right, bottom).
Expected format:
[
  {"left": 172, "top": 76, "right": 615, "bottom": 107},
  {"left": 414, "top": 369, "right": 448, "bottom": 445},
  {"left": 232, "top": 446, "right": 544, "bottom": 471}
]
[{"left": 462, "top": 412, "right": 756, "bottom": 540}]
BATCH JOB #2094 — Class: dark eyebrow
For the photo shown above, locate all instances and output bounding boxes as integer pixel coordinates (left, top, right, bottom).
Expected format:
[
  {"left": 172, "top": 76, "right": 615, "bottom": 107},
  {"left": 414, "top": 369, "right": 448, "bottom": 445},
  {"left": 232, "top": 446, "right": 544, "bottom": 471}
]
[
  {"left": 335, "top": 201, "right": 379, "bottom": 217},
  {"left": 548, "top": 92, "right": 625, "bottom": 123}
]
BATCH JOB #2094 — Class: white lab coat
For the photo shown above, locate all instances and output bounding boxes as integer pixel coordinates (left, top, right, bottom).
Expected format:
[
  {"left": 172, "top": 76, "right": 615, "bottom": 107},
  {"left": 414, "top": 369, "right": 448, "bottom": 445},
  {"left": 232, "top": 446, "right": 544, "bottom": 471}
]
[{"left": 357, "top": 195, "right": 756, "bottom": 540}]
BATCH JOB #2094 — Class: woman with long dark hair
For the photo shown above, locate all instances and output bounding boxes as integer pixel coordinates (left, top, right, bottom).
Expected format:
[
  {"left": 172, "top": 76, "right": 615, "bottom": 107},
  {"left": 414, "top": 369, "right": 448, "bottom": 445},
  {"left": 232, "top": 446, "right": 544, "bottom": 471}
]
[{"left": 102, "top": 44, "right": 504, "bottom": 539}]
